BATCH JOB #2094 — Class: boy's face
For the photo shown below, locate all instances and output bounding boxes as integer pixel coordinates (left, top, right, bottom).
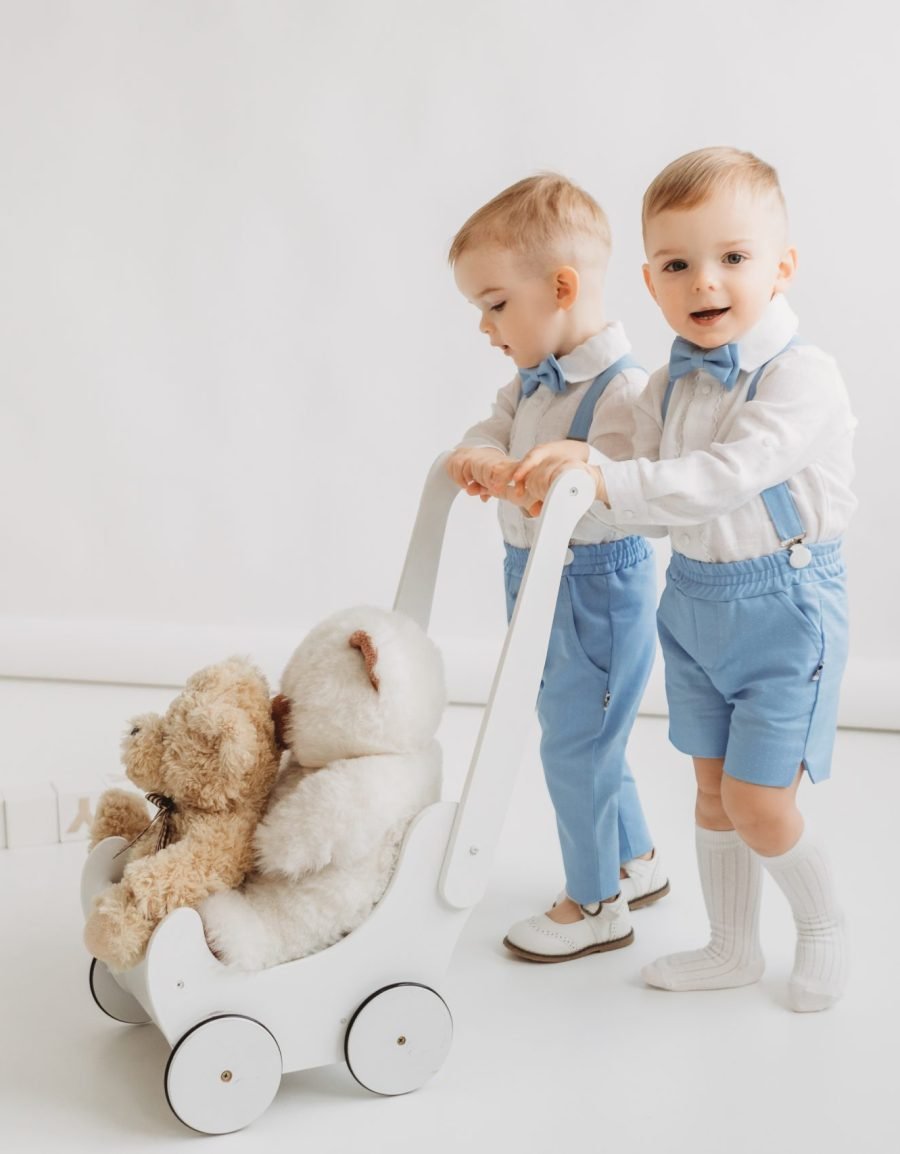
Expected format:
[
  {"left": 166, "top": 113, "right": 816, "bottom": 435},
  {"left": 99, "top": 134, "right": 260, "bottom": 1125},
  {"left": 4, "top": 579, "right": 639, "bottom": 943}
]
[
  {"left": 454, "top": 246, "right": 570, "bottom": 369},
  {"left": 642, "top": 187, "right": 797, "bottom": 348}
]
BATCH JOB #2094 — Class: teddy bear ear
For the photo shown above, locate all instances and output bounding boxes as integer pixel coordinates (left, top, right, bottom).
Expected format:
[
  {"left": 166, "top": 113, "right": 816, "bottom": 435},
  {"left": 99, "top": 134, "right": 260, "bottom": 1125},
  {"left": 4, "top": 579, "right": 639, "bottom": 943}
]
[
  {"left": 189, "top": 704, "right": 256, "bottom": 789},
  {"left": 271, "top": 694, "right": 292, "bottom": 751},
  {"left": 349, "top": 630, "right": 380, "bottom": 691}
]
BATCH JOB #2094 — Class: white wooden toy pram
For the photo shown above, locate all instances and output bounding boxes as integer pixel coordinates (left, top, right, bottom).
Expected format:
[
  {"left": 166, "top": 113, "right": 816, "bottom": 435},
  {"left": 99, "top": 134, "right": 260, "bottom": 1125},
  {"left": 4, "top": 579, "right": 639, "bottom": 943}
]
[{"left": 80, "top": 454, "right": 595, "bottom": 1134}]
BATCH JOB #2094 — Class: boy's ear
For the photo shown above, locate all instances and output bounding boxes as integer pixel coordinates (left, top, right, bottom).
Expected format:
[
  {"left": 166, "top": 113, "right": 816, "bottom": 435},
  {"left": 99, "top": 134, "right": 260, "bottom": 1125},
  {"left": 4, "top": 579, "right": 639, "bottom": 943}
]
[
  {"left": 554, "top": 266, "right": 580, "bottom": 311},
  {"left": 773, "top": 246, "right": 798, "bottom": 294},
  {"left": 642, "top": 263, "right": 658, "bottom": 303}
]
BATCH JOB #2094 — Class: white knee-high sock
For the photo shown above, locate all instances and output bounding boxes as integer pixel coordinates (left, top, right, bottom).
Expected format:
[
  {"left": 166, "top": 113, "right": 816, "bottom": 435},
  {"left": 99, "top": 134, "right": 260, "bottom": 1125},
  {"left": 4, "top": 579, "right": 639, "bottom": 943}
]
[
  {"left": 760, "top": 832, "right": 848, "bottom": 1013},
  {"left": 641, "top": 827, "right": 764, "bottom": 991}
]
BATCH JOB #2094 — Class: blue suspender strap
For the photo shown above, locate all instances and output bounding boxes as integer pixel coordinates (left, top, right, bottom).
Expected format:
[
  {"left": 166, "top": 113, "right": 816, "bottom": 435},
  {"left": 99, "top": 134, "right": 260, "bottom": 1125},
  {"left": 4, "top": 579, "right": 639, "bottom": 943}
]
[
  {"left": 745, "top": 339, "right": 808, "bottom": 557},
  {"left": 566, "top": 353, "right": 641, "bottom": 442},
  {"left": 660, "top": 376, "right": 677, "bottom": 424}
]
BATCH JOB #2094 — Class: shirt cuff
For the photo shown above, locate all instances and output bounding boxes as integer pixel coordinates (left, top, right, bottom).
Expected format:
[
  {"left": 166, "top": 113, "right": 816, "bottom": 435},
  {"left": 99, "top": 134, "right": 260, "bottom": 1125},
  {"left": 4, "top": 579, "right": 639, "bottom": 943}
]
[{"left": 596, "top": 458, "right": 652, "bottom": 526}]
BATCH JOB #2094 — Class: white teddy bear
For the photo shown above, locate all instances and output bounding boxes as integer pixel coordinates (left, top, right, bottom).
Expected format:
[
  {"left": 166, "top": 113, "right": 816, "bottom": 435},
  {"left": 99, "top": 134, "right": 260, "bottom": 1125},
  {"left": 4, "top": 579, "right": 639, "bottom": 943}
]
[{"left": 199, "top": 605, "right": 445, "bottom": 970}]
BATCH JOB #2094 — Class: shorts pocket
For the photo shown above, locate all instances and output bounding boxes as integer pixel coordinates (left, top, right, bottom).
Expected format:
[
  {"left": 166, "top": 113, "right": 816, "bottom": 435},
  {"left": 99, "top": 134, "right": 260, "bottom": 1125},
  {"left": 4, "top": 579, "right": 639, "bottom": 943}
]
[{"left": 775, "top": 586, "right": 824, "bottom": 651}]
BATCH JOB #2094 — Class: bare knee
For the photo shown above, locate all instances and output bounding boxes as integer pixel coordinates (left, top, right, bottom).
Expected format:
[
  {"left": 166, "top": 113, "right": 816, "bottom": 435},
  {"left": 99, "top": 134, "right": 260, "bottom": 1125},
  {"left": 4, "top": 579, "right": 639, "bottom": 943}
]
[
  {"left": 695, "top": 782, "right": 731, "bottom": 829},
  {"left": 692, "top": 756, "right": 731, "bottom": 829},
  {"left": 721, "top": 776, "right": 803, "bottom": 856}
]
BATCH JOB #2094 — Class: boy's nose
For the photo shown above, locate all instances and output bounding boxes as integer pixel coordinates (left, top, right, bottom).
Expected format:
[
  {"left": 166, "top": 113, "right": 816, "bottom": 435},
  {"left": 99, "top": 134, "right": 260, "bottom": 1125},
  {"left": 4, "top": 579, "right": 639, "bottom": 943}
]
[
  {"left": 479, "top": 315, "right": 494, "bottom": 335},
  {"left": 693, "top": 265, "right": 720, "bottom": 292}
]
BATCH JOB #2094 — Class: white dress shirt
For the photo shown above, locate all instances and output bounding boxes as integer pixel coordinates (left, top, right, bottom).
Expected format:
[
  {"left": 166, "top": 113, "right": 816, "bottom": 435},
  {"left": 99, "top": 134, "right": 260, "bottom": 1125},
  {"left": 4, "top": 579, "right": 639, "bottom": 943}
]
[
  {"left": 459, "top": 322, "right": 654, "bottom": 548},
  {"left": 591, "top": 295, "right": 857, "bottom": 563}
]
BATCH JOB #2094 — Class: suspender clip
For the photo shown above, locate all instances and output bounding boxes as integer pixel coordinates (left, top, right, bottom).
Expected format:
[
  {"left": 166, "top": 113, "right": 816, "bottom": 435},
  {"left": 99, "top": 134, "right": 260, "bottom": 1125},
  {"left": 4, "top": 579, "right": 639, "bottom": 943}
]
[{"left": 781, "top": 534, "right": 812, "bottom": 570}]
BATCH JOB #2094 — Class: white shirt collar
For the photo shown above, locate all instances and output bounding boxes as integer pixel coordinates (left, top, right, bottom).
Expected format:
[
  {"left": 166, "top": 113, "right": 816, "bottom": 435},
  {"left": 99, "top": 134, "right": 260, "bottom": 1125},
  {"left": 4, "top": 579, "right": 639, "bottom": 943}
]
[
  {"left": 557, "top": 321, "right": 631, "bottom": 383},
  {"left": 738, "top": 294, "right": 799, "bottom": 373}
]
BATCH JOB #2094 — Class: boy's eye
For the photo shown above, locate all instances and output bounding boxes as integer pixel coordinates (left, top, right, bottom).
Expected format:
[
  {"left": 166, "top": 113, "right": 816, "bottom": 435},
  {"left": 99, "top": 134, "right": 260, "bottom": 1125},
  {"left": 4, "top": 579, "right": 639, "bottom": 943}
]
[
  {"left": 490, "top": 301, "right": 506, "bottom": 313},
  {"left": 662, "top": 260, "right": 688, "bottom": 273},
  {"left": 723, "top": 252, "right": 746, "bottom": 265}
]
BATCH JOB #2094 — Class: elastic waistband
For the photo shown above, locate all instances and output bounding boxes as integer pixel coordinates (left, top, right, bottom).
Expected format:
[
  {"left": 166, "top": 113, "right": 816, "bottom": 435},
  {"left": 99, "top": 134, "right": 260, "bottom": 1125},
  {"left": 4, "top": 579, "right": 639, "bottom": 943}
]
[
  {"left": 667, "top": 540, "right": 845, "bottom": 600},
  {"left": 504, "top": 535, "right": 651, "bottom": 577}
]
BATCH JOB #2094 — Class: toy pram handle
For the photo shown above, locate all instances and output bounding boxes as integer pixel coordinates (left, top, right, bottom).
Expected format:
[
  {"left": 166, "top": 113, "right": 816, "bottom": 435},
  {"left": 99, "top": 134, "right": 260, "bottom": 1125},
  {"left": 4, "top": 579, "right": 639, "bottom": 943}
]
[{"left": 393, "top": 453, "right": 596, "bottom": 910}]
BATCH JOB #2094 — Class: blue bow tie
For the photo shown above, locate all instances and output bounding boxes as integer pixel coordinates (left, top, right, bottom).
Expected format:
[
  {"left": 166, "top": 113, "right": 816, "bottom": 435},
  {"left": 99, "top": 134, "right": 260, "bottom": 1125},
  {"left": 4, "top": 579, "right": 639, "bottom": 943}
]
[
  {"left": 519, "top": 354, "right": 568, "bottom": 398},
  {"left": 668, "top": 337, "right": 742, "bottom": 390}
]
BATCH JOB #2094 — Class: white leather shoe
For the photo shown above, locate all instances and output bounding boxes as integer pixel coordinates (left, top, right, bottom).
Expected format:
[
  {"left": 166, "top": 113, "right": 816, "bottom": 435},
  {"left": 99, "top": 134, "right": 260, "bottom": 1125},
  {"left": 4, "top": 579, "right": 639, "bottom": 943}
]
[
  {"left": 503, "top": 894, "right": 633, "bottom": 962},
  {"left": 618, "top": 850, "right": 670, "bottom": 909}
]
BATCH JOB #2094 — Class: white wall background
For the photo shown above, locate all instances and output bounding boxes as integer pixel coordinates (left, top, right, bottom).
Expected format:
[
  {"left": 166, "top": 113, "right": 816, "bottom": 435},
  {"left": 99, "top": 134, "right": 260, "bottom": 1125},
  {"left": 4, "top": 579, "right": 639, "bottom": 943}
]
[{"left": 1, "top": 1, "right": 897, "bottom": 727}]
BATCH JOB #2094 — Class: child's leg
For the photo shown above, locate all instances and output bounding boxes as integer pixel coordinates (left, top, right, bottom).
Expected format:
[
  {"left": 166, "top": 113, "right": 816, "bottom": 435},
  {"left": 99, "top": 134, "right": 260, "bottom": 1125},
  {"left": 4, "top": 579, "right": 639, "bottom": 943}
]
[
  {"left": 723, "top": 773, "right": 848, "bottom": 1012},
  {"left": 537, "top": 543, "right": 658, "bottom": 909},
  {"left": 502, "top": 541, "right": 659, "bottom": 960},
  {"left": 642, "top": 756, "right": 766, "bottom": 991},
  {"left": 616, "top": 765, "right": 669, "bottom": 908}
]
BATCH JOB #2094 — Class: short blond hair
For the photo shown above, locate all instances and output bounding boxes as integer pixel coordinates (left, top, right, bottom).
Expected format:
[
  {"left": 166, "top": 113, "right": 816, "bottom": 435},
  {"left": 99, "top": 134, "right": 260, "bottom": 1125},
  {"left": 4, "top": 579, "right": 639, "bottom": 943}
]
[
  {"left": 448, "top": 173, "right": 611, "bottom": 270},
  {"left": 642, "top": 147, "right": 787, "bottom": 233}
]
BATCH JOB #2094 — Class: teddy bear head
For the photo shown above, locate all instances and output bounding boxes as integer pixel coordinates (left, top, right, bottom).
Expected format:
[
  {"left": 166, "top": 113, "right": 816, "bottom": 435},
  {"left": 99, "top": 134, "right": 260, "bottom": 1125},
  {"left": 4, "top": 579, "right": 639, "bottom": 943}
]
[
  {"left": 121, "top": 657, "right": 280, "bottom": 813},
  {"left": 274, "top": 606, "right": 446, "bottom": 768}
]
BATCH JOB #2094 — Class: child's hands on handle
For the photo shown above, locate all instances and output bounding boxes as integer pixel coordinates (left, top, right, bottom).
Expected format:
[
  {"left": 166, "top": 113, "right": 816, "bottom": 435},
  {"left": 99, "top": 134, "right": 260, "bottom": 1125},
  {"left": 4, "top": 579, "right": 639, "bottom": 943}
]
[
  {"left": 510, "top": 440, "right": 609, "bottom": 517},
  {"left": 446, "top": 446, "right": 509, "bottom": 502}
]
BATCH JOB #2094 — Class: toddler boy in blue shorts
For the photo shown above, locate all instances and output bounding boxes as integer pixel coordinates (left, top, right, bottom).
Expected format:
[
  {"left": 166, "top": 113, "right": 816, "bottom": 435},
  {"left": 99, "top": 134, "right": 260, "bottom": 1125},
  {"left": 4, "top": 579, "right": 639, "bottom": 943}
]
[{"left": 512, "top": 148, "right": 855, "bottom": 1010}]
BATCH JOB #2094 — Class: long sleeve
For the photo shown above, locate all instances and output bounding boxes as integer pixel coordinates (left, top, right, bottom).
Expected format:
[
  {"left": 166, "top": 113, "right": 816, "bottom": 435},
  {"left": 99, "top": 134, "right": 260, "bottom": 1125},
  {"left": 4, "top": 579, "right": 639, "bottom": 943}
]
[
  {"left": 456, "top": 376, "right": 521, "bottom": 453},
  {"left": 598, "top": 349, "right": 855, "bottom": 529}
]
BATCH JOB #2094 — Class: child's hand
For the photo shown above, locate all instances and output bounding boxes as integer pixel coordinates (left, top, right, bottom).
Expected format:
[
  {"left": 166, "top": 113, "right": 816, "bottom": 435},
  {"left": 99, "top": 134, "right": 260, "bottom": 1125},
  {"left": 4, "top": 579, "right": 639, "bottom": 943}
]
[
  {"left": 446, "top": 447, "right": 507, "bottom": 502},
  {"left": 511, "top": 441, "right": 608, "bottom": 516},
  {"left": 479, "top": 456, "right": 520, "bottom": 498}
]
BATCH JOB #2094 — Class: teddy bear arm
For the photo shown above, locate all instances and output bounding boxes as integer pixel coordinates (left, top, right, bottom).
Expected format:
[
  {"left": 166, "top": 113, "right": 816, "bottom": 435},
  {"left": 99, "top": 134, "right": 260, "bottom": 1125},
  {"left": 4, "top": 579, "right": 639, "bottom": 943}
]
[
  {"left": 84, "top": 880, "right": 155, "bottom": 971},
  {"left": 123, "top": 831, "right": 254, "bottom": 921},
  {"left": 326, "top": 754, "right": 440, "bottom": 867},
  {"left": 253, "top": 784, "right": 337, "bottom": 878},
  {"left": 88, "top": 789, "right": 151, "bottom": 850},
  {"left": 262, "top": 757, "right": 424, "bottom": 872}
]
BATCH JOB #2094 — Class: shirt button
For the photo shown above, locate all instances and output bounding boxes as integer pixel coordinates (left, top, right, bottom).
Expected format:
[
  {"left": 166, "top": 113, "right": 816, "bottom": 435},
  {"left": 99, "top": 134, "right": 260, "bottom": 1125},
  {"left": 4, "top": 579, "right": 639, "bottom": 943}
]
[
  {"left": 679, "top": 532, "right": 691, "bottom": 545},
  {"left": 564, "top": 548, "right": 575, "bottom": 565},
  {"left": 762, "top": 436, "right": 775, "bottom": 450},
  {"left": 623, "top": 510, "right": 635, "bottom": 519},
  {"left": 701, "top": 384, "right": 712, "bottom": 396}
]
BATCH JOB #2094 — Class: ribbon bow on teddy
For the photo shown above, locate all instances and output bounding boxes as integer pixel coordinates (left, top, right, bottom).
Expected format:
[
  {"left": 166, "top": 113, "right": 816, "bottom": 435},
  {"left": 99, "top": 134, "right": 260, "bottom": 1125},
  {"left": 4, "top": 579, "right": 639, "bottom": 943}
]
[{"left": 113, "top": 792, "right": 178, "bottom": 857}]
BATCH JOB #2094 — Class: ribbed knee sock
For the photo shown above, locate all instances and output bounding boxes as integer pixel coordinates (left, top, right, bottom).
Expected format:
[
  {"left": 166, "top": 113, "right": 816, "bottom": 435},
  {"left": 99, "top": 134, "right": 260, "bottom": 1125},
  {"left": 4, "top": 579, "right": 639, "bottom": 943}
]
[
  {"left": 641, "top": 827, "right": 764, "bottom": 991},
  {"left": 761, "top": 831, "right": 848, "bottom": 1012}
]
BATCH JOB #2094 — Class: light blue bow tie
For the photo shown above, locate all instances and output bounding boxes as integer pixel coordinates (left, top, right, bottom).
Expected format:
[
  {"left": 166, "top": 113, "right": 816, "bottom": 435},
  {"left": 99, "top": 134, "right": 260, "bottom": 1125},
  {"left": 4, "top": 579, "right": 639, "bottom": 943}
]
[
  {"left": 668, "top": 337, "right": 742, "bottom": 390},
  {"left": 519, "top": 354, "right": 568, "bottom": 398}
]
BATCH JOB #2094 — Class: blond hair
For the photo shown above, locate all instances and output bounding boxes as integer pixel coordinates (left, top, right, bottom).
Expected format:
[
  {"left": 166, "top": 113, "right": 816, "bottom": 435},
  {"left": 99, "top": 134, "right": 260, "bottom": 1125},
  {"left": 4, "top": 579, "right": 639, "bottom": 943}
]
[
  {"left": 448, "top": 173, "right": 611, "bottom": 270},
  {"left": 642, "top": 147, "right": 787, "bottom": 233}
]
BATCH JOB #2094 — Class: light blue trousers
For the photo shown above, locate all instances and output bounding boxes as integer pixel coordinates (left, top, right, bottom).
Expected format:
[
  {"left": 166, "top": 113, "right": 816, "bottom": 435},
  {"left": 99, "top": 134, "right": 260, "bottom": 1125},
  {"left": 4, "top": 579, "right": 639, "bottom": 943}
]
[{"left": 504, "top": 536, "right": 658, "bottom": 905}]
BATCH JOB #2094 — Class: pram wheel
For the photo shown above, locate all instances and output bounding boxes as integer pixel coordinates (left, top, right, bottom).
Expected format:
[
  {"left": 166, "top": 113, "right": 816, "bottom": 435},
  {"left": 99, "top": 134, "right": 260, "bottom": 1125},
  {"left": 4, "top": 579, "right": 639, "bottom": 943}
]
[
  {"left": 88, "top": 958, "right": 151, "bottom": 1025},
  {"left": 164, "top": 1014, "right": 282, "bottom": 1134},
  {"left": 344, "top": 983, "right": 453, "bottom": 1096}
]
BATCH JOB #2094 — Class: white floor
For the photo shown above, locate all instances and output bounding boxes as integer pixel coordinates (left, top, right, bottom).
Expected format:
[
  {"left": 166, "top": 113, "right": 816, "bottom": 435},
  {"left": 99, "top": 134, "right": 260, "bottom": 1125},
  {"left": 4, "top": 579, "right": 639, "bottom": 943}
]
[{"left": 1, "top": 678, "right": 898, "bottom": 1153}]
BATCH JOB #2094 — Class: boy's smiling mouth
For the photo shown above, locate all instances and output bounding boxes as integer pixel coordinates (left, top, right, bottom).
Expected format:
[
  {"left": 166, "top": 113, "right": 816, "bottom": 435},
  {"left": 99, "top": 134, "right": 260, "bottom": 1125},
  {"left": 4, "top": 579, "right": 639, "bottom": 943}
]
[{"left": 690, "top": 307, "right": 730, "bottom": 325}]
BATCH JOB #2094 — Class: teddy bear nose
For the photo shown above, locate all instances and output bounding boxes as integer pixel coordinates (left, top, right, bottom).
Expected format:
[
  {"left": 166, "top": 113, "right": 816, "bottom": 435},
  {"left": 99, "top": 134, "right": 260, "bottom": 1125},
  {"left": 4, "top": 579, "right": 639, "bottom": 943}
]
[{"left": 130, "top": 726, "right": 140, "bottom": 736}]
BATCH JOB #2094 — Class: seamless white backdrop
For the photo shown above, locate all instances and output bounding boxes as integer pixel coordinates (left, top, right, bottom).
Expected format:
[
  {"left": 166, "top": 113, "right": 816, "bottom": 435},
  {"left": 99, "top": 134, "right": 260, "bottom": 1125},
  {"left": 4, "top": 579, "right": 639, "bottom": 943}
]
[{"left": 1, "top": 1, "right": 896, "bottom": 725}]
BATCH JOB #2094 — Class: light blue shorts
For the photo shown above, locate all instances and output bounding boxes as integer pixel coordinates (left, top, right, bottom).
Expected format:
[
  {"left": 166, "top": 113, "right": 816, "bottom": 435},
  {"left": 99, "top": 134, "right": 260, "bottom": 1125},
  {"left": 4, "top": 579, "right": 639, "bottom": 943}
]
[{"left": 657, "top": 542, "right": 848, "bottom": 787}]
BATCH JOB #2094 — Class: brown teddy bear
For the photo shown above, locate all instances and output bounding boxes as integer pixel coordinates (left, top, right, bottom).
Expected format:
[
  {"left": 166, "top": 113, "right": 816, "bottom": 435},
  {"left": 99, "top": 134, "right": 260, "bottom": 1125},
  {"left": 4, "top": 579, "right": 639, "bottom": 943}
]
[{"left": 84, "top": 657, "right": 281, "bottom": 972}]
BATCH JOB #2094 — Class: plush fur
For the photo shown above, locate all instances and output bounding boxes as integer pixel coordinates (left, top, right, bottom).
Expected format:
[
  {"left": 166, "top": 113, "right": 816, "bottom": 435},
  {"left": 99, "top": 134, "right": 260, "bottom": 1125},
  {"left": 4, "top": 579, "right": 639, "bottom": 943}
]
[
  {"left": 83, "top": 658, "right": 281, "bottom": 972},
  {"left": 200, "top": 606, "right": 446, "bottom": 970}
]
